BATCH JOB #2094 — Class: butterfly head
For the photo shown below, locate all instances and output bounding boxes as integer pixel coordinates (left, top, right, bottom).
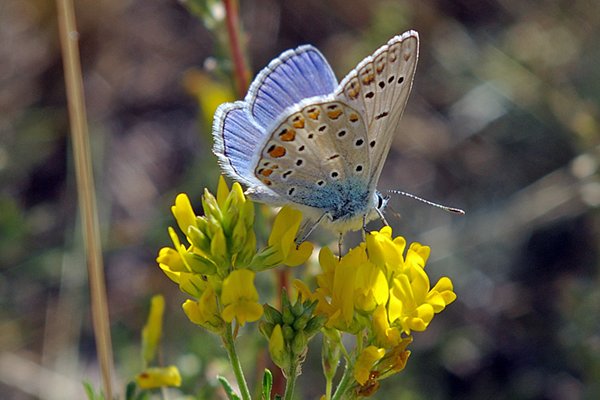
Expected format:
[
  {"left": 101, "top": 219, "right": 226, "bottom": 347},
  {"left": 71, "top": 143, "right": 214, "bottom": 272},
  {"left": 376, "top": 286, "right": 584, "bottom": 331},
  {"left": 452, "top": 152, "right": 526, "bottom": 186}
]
[{"left": 375, "top": 190, "right": 389, "bottom": 214}]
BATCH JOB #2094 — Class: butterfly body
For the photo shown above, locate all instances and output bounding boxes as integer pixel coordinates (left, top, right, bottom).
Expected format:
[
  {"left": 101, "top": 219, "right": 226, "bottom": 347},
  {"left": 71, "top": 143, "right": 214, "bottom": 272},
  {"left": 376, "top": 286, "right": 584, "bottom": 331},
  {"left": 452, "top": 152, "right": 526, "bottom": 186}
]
[{"left": 213, "top": 31, "right": 419, "bottom": 238}]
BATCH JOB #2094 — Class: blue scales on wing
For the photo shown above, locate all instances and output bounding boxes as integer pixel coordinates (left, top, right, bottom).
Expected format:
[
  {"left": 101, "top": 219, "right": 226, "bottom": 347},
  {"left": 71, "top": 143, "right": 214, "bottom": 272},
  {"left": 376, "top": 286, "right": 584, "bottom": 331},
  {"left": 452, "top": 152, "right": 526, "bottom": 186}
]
[{"left": 246, "top": 45, "right": 339, "bottom": 129}]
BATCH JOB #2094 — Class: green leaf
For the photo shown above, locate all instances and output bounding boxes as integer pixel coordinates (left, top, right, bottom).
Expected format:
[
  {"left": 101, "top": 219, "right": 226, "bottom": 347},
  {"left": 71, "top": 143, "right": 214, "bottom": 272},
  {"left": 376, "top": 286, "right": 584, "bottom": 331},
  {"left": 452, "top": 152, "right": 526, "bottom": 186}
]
[
  {"left": 82, "top": 382, "right": 96, "bottom": 400},
  {"left": 261, "top": 368, "right": 273, "bottom": 400},
  {"left": 261, "top": 369, "right": 273, "bottom": 400},
  {"left": 82, "top": 382, "right": 104, "bottom": 400},
  {"left": 125, "top": 382, "right": 136, "bottom": 400},
  {"left": 217, "top": 375, "right": 241, "bottom": 400}
]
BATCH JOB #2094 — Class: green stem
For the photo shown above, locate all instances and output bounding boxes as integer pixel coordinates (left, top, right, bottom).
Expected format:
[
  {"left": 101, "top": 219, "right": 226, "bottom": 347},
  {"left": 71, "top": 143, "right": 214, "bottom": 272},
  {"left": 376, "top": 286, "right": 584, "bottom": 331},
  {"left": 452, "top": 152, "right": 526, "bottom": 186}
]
[
  {"left": 325, "top": 374, "right": 333, "bottom": 400},
  {"left": 331, "top": 362, "right": 353, "bottom": 400},
  {"left": 283, "top": 362, "right": 298, "bottom": 400},
  {"left": 222, "top": 323, "right": 252, "bottom": 400}
]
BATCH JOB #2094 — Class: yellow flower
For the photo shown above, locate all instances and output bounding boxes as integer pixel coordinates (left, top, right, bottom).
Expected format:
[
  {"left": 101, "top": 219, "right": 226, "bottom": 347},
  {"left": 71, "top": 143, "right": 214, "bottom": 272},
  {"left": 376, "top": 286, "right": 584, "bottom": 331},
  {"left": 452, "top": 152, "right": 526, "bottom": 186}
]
[
  {"left": 141, "top": 295, "right": 164, "bottom": 365},
  {"left": 372, "top": 304, "right": 401, "bottom": 348},
  {"left": 313, "top": 246, "right": 364, "bottom": 331},
  {"left": 171, "top": 193, "right": 198, "bottom": 242},
  {"left": 354, "top": 346, "right": 385, "bottom": 385},
  {"left": 354, "top": 259, "right": 389, "bottom": 312},
  {"left": 182, "top": 285, "right": 224, "bottom": 333},
  {"left": 221, "top": 269, "right": 263, "bottom": 325},
  {"left": 387, "top": 250, "right": 456, "bottom": 334},
  {"left": 365, "top": 226, "right": 406, "bottom": 278},
  {"left": 157, "top": 245, "right": 206, "bottom": 298},
  {"left": 268, "top": 206, "right": 313, "bottom": 266},
  {"left": 136, "top": 365, "right": 182, "bottom": 389}
]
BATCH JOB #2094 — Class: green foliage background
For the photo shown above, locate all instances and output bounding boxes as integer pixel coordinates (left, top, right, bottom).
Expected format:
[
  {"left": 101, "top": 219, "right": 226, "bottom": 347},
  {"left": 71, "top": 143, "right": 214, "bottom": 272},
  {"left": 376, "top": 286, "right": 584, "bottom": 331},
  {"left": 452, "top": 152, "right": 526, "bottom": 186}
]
[{"left": 1, "top": 0, "right": 599, "bottom": 398}]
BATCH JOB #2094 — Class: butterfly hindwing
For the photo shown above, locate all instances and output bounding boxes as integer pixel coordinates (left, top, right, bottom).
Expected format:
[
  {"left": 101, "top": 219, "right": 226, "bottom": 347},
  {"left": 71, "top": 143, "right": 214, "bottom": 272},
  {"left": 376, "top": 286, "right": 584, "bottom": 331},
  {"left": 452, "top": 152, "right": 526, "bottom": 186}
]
[
  {"left": 253, "top": 100, "right": 371, "bottom": 217},
  {"left": 335, "top": 31, "right": 419, "bottom": 191}
]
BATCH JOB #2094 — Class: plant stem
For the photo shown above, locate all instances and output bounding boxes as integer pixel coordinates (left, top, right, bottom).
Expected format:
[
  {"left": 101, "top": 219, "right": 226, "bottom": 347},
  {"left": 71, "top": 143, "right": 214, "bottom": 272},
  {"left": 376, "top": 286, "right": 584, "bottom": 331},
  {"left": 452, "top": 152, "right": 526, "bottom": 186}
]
[
  {"left": 331, "top": 362, "right": 353, "bottom": 400},
  {"left": 56, "top": 0, "right": 114, "bottom": 398},
  {"left": 223, "top": 323, "right": 252, "bottom": 400},
  {"left": 223, "top": 0, "right": 249, "bottom": 97},
  {"left": 283, "top": 362, "right": 298, "bottom": 400},
  {"left": 325, "top": 374, "right": 333, "bottom": 400}
]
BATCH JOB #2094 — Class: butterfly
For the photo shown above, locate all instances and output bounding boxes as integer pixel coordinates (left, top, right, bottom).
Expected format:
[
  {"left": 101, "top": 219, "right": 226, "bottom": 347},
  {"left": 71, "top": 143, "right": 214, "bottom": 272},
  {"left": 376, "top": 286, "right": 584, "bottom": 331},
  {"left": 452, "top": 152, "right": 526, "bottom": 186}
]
[{"left": 213, "top": 31, "right": 420, "bottom": 242}]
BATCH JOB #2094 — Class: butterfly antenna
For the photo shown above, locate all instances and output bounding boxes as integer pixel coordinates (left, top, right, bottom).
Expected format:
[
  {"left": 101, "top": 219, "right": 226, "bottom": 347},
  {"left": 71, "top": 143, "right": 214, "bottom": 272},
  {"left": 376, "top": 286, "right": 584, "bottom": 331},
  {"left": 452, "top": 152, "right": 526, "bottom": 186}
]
[{"left": 387, "top": 189, "right": 465, "bottom": 215}]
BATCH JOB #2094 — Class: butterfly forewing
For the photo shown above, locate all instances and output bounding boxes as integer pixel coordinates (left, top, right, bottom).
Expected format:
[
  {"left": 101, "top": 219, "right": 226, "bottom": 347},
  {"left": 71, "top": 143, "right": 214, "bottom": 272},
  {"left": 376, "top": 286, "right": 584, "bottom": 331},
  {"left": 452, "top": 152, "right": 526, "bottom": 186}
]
[
  {"left": 253, "top": 101, "right": 370, "bottom": 213},
  {"left": 247, "top": 46, "right": 338, "bottom": 129},
  {"left": 335, "top": 31, "right": 419, "bottom": 191}
]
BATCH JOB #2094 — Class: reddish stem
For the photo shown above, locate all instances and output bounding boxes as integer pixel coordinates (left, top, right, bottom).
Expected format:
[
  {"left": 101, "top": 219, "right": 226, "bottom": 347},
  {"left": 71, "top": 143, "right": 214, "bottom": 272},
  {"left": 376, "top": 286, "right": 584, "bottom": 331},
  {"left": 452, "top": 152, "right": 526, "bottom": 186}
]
[{"left": 223, "top": 0, "right": 249, "bottom": 97}]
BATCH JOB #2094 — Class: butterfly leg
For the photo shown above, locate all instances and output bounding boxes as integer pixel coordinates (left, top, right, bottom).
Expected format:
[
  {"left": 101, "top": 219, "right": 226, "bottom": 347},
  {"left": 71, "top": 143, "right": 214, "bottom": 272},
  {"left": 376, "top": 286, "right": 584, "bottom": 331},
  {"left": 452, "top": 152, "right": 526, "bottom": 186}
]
[
  {"left": 337, "top": 232, "right": 343, "bottom": 259},
  {"left": 376, "top": 207, "right": 390, "bottom": 226},
  {"left": 294, "top": 212, "right": 329, "bottom": 246}
]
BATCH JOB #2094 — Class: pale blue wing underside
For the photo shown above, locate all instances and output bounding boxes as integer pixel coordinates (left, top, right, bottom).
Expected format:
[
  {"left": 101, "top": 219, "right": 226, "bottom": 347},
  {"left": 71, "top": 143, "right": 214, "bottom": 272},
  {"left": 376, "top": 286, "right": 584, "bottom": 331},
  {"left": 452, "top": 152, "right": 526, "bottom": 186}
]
[
  {"left": 246, "top": 46, "right": 338, "bottom": 129},
  {"left": 213, "top": 45, "right": 340, "bottom": 203}
]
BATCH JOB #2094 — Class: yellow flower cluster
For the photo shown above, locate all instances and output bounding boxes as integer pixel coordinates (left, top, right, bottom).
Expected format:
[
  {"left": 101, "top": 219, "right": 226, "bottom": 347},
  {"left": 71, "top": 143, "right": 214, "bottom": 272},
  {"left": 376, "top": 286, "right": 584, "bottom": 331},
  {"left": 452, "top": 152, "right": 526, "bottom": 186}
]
[
  {"left": 295, "top": 226, "right": 456, "bottom": 387},
  {"left": 156, "top": 177, "right": 313, "bottom": 329}
]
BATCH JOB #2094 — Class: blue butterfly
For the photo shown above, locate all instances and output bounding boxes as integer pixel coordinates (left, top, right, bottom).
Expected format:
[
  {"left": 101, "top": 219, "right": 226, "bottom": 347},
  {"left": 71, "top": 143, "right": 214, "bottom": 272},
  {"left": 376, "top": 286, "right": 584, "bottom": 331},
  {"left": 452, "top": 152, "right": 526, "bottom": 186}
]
[{"left": 213, "top": 31, "right": 420, "bottom": 241}]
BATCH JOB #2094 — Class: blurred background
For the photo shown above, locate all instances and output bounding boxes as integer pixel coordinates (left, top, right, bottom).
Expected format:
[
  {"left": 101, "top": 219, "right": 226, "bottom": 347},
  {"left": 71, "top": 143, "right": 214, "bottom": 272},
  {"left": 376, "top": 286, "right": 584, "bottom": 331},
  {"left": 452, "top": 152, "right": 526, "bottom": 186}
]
[{"left": 1, "top": 0, "right": 599, "bottom": 399}]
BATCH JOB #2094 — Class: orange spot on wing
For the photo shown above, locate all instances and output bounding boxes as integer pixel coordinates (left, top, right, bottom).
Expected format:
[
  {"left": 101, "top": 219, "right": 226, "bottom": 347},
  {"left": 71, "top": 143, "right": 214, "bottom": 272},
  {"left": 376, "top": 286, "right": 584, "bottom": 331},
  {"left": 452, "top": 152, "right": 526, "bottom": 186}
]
[
  {"left": 279, "top": 128, "right": 296, "bottom": 141},
  {"left": 262, "top": 178, "right": 272, "bottom": 186},
  {"left": 268, "top": 145, "right": 286, "bottom": 158},
  {"left": 375, "top": 55, "right": 386, "bottom": 73},
  {"left": 292, "top": 115, "right": 305, "bottom": 129},
  {"left": 307, "top": 108, "right": 320, "bottom": 120},
  {"left": 361, "top": 68, "right": 375, "bottom": 85},
  {"left": 258, "top": 168, "right": 273, "bottom": 176},
  {"left": 349, "top": 113, "right": 359, "bottom": 122},
  {"left": 347, "top": 79, "right": 360, "bottom": 100},
  {"left": 327, "top": 109, "right": 343, "bottom": 119}
]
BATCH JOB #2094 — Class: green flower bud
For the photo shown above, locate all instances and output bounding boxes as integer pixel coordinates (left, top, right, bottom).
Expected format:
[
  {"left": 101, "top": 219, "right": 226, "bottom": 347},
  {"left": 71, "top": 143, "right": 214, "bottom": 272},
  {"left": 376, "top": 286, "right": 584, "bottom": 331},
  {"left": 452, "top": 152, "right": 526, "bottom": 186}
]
[
  {"left": 202, "top": 189, "right": 221, "bottom": 222},
  {"left": 291, "top": 330, "right": 307, "bottom": 357},
  {"left": 210, "top": 226, "right": 228, "bottom": 269},
  {"left": 282, "top": 324, "right": 295, "bottom": 341},
  {"left": 305, "top": 315, "right": 327, "bottom": 337},
  {"left": 282, "top": 293, "right": 295, "bottom": 325},
  {"left": 259, "top": 320, "right": 274, "bottom": 339},
  {"left": 183, "top": 252, "right": 217, "bottom": 275},
  {"left": 236, "top": 231, "right": 256, "bottom": 267},
  {"left": 291, "top": 299, "right": 303, "bottom": 317},
  {"left": 187, "top": 225, "right": 210, "bottom": 252},
  {"left": 263, "top": 304, "right": 283, "bottom": 325}
]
